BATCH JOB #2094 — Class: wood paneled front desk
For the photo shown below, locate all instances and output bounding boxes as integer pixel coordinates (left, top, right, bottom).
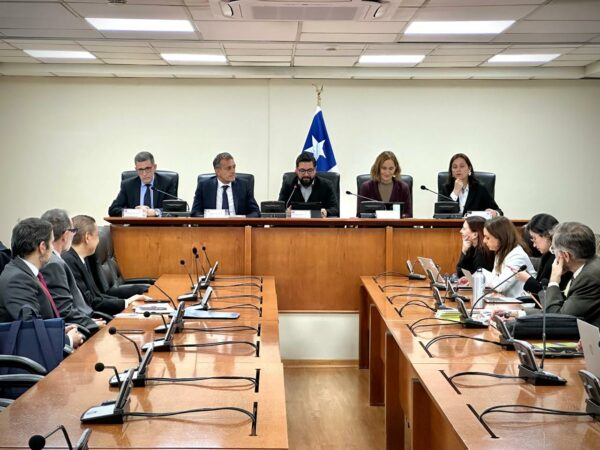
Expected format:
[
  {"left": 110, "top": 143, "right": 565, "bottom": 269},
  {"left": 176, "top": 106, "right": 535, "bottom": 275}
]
[
  {"left": 0, "top": 276, "right": 288, "bottom": 450},
  {"left": 104, "top": 217, "right": 526, "bottom": 312},
  {"left": 360, "top": 275, "right": 600, "bottom": 450}
]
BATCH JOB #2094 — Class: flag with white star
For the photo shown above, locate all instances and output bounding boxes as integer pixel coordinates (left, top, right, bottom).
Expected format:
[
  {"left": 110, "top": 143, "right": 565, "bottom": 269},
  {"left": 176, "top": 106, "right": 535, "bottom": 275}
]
[{"left": 301, "top": 106, "right": 338, "bottom": 172}]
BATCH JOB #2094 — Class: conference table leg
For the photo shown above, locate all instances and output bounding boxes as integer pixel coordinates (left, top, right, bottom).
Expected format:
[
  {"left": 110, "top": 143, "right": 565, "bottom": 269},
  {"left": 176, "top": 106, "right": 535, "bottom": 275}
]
[
  {"left": 359, "top": 285, "right": 371, "bottom": 369},
  {"left": 385, "top": 331, "right": 403, "bottom": 450},
  {"left": 369, "top": 303, "right": 385, "bottom": 406}
]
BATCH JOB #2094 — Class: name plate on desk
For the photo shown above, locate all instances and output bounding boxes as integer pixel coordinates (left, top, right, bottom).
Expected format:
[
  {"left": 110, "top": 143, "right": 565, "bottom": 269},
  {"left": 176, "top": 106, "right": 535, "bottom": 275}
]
[
  {"left": 122, "top": 209, "right": 146, "bottom": 218},
  {"left": 375, "top": 210, "right": 401, "bottom": 219},
  {"left": 204, "top": 209, "right": 229, "bottom": 218},
  {"left": 291, "top": 210, "right": 312, "bottom": 218}
]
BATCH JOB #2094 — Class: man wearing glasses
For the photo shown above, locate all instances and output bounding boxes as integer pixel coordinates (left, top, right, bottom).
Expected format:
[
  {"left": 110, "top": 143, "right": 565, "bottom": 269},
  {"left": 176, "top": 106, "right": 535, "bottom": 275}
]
[
  {"left": 108, "top": 151, "right": 178, "bottom": 217},
  {"left": 278, "top": 152, "right": 339, "bottom": 218}
]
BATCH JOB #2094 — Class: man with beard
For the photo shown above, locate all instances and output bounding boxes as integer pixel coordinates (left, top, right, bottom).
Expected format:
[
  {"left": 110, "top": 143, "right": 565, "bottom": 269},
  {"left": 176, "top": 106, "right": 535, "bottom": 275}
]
[
  {"left": 0, "top": 218, "right": 84, "bottom": 347},
  {"left": 191, "top": 152, "right": 260, "bottom": 217},
  {"left": 278, "top": 152, "right": 339, "bottom": 218}
]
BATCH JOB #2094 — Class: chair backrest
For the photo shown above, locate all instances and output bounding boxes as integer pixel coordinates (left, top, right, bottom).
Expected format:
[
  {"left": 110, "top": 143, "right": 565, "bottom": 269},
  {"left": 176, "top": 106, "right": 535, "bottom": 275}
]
[
  {"left": 436, "top": 171, "right": 496, "bottom": 200},
  {"left": 356, "top": 174, "right": 414, "bottom": 201},
  {"left": 88, "top": 226, "right": 121, "bottom": 293},
  {"left": 121, "top": 170, "right": 180, "bottom": 193},
  {"left": 283, "top": 171, "right": 340, "bottom": 204},
  {"left": 197, "top": 173, "right": 255, "bottom": 196}
]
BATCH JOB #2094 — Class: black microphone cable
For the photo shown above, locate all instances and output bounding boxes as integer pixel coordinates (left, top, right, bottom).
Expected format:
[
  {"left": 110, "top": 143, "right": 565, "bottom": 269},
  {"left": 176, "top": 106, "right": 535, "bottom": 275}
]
[
  {"left": 387, "top": 293, "right": 433, "bottom": 302},
  {"left": 147, "top": 368, "right": 261, "bottom": 392},
  {"left": 478, "top": 404, "right": 592, "bottom": 431},
  {"left": 211, "top": 282, "right": 262, "bottom": 291},
  {"left": 424, "top": 334, "right": 505, "bottom": 353},
  {"left": 172, "top": 340, "right": 261, "bottom": 357},
  {"left": 395, "top": 301, "right": 436, "bottom": 317}
]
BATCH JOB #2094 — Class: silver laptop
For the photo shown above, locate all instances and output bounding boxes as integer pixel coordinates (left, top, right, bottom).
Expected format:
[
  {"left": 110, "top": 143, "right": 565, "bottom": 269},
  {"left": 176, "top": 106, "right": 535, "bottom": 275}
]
[
  {"left": 417, "top": 257, "right": 443, "bottom": 283},
  {"left": 578, "top": 319, "right": 600, "bottom": 378}
]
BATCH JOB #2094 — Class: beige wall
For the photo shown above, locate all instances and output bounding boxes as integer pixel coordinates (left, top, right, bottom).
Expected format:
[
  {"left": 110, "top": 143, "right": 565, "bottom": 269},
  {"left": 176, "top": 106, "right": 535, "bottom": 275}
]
[{"left": 1, "top": 76, "right": 599, "bottom": 240}]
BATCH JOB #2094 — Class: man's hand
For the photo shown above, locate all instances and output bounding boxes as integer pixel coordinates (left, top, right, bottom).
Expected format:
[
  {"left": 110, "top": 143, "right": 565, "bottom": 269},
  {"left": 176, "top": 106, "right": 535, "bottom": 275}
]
[
  {"left": 550, "top": 254, "right": 564, "bottom": 284},
  {"left": 320, "top": 208, "right": 327, "bottom": 218},
  {"left": 125, "top": 294, "right": 151, "bottom": 307},
  {"left": 93, "top": 318, "right": 106, "bottom": 328},
  {"left": 66, "top": 325, "right": 85, "bottom": 348}
]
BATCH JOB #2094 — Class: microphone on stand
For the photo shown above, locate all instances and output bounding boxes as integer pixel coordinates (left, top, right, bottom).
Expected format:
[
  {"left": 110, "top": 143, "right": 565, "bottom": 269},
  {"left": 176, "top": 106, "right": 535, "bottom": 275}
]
[
  {"left": 345, "top": 190, "right": 381, "bottom": 203},
  {"left": 150, "top": 186, "right": 189, "bottom": 211},
  {"left": 180, "top": 259, "right": 196, "bottom": 291},
  {"left": 108, "top": 327, "right": 142, "bottom": 363},
  {"left": 285, "top": 183, "right": 298, "bottom": 209},
  {"left": 420, "top": 185, "right": 455, "bottom": 202},
  {"left": 28, "top": 425, "right": 92, "bottom": 450},
  {"left": 151, "top": 283, "right": 176, "bottom": 309}
]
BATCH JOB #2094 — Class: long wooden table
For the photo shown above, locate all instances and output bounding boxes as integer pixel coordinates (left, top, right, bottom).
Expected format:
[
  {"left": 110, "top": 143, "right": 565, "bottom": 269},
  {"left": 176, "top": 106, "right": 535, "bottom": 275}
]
[
  {"left": 360, "top": 275, "right": 600, "bottom": 449},
  {"left": 105, "top": 217, "right": 527, "bottom": 312},
  {"left": 0, "top": 275, "right": 288, "bottom": 449}
]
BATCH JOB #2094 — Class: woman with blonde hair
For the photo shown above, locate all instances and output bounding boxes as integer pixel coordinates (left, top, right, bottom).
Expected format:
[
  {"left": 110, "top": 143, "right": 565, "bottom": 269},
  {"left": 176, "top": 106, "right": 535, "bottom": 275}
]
[{"left": 358, "top": 151, "right": 412, "bottom": 218}]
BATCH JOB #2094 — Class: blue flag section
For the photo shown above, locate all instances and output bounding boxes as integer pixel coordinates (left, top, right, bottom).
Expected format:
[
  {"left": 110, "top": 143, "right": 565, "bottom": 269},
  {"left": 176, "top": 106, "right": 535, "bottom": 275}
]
[{"left": 302, "top": 107, "right": 338, "bottom": 172}]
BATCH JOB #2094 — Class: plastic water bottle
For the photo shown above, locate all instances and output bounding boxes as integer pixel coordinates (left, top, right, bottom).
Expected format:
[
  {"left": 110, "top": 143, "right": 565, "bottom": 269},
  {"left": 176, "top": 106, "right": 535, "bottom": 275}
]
[{"left": 472, "top": 269, "right": 485, "bottom": 309}]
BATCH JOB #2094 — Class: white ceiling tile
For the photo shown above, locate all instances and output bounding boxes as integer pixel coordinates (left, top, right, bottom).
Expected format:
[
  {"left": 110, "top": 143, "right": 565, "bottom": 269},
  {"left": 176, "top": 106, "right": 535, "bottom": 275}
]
[
  {"left": 67, "top": 4, "right": 190, "bottom": 20},
  {"left": 6, "top": 39, "right": 78, "bottom": 47},
  {"left": 224, "top": 42, "right": 293, "bottom": 49},
  {"left": 225, "top": 48, "right": 292, "bottom": 56},
  {"left": 366, "top": 43, "right": 437, "bottom": 50},
  {"left": 294, "top": 56, "right": 357, "bottom": 66},
  {"left": 428, "top": 0, "right": 545, "bottom": 5},
  {"left": 32, "top": 57, "right": 103, "bottom": 64},
  {"left": 424, "top": 54, "right": 487, "bottom": 62},
  {"left": 501, "top": 47, "right": 571, "bottom": 54},
  {"left": 0, "top": 42, "right": 15, "bottom": 50},
  {"left": 493, "top": 33, "right": 598, "bottom": 43},
  {"left": 571, "top": 45, "right": 600, "bottom": 55},
  {"left": 93, "top": 52, "right": 162, "bottom": 59},
  {"left": 430, "top": 47, "right": 499, "bottom": 55},
  {"left": 400, "top": 34, "right": 495, "bottom": 43},
  {"left": 195, "top": 21, "right": 298, "bottom": 41},
  {"left": 294, "top": 49, "right": 361, "bottom": 56},
  {"left": 362, "top": 48, "right": 428, "bottom": 55},
  {"left": 544, "top": 60, "right": 596, "bottom": 67},
  {"left": 67, "top": 0, "right": 187, "bottom": 4},
  {"left": 527, "top": 1, "right": 600, "bottom": 21},
  {"left": 0, "top": 4, "right": 89, "bottom": 29},
  {"left": 228, "top": 55, "right": 291, "bottom": 62},
  {"left": 508, "top": 21, "right": 600, "bottom": 34},
  {"left": 301, "top": 33, "right": 398, "bottom": 43},
  {"left": 301, "top": 21, "right": 405, "bottom": 34},
  {"left": 0, "top": 49, "right": 27, "bottom": 56},
  {"left": 0, "top": 56, "right": 38, "bottom": 63},
  {"left": 418, "top": 61, "right": 481, "bottom": 67},
  {"left": 101, "top": 58, "right": 168, "bottom": 65},
  {"left": 152, "top": 41, "right": 221, "bottom": 49},
  {"left": 481, "top": 61, "right": 546, "bottom": 67},
  {"left": 509, "top": 44, "right": 579, "bottom": 49},
  {"left": 98, "top": 30, "right": 199, "bottom": 40},
  {"left": 554, "top": 54, "right": 600, "bottom": 62},
  {"left": 390, "top": 8, "right": 419, "bottom": 22},
  {"left": 229, "top": 61, "right": 290, "bottom": 66},
  {"left": 592, "top": 37, "right": 600, "bottom": 43},
  {"left": 0, "top": 29, "right": 103, "bottom": 39},
  {"left": 413, "top": 5, "right": 539, "bottom": 21},
  {"left": 77, "top": 40, "right": 152, "bottom": 47},
  {"left": 189, "top": 6, "right": 224, "bottom": 20},
  {"left": 7, "top": 43, "right": 84, "bottom": 51},
  {"left": 295, "top": 43, "right": 364, "bottom": 50},
  {"left": 401, "top": 0, "right": 426, "bottom": 6},
  {"left": 82, "top": 45, "right": 157, "bottom": 53},
  {"left": 154, "top": 47, "right": 222, "bottom": 55}
]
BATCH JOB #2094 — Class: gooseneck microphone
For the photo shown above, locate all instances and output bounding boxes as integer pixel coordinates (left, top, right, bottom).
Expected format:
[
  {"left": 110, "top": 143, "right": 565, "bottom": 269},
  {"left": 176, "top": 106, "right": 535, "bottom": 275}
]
[
  {"left": 180, "top": 259, "right": 195, "bottom": 291},
  {"left": 151, "top": 283, "right": 177, "bottom": 309},
  {"left": 95, "top": 362, "right": 121, "bottom": 384},
  {"left": 28, "top": 425, "right": 92, "bottom": 450},
  {"left": 150, "top": 186, "right": 189, "bottom": 208},
  {"left": 108, "top": 327, "right": 142, "bottom": 363},
  {"left": 345, "top": 190, "right": 382, "bottom": 203},
  {"left": 285, "top": 183, "right": 298, "bottom": 209},
  {"left": 420, "top": 185, "right": 455, "bottom": 202},
  {"left": 202, "top": 245, "right": 213, "bottom": 270},
  {"left": 469, "top": 265, "right": 528, "bottom": 315}
]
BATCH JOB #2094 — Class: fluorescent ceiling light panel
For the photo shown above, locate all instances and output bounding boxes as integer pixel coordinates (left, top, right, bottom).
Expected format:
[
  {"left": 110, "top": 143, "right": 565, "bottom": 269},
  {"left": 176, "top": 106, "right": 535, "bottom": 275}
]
[
  {"left": 488, "top": 54, "right": 560, "bottom": 63},
  {"left": 161, "top": 53, "right": 227, "bottom": 63},
  {"left": 24, "top": 50, "right": 95, "bottom": 59},
  {"left": 359, "top": 54, "right": 425, "bottom": 64},
  {"left": 405, "top": 21, "right": 514, "bottom": 35},
  {"left": 86, "top": 18, "right": 193, "bottom": 32}
]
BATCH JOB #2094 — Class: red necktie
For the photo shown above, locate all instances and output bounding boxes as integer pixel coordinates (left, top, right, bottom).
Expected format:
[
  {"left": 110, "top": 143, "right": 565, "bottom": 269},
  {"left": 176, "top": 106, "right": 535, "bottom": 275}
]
[{"left": 37, "top": 273, "right": 60, "bottom": 318}]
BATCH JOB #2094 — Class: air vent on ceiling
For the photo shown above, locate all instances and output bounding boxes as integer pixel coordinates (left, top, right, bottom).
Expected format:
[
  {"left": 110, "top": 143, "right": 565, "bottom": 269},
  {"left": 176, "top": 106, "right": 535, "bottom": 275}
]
[{"left": 214, "top": 0, "right": 395, "bottom": 21}]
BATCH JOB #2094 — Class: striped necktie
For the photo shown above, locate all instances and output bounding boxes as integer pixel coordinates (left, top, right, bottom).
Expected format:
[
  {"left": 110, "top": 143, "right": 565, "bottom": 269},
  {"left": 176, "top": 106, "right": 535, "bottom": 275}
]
[{"left": 37, "top": 273, "right": 60, "bottom": 318}]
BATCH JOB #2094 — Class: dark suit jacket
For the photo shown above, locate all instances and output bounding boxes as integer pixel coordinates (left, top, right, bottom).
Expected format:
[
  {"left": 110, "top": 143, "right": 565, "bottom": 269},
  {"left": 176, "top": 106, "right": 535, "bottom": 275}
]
[
  {"left": 40, "top": 252, "right": 99, "bottom": 333},
  {"left": 440, "top": 182, "right": 503, "bottom": 216},
  {"left": 544, "top": 254, "right": 600, "bottom": 327},
  {"left": 278, "top": 175, "right": 339, "bottom": 217},
  {"left": 191, "top": 176, "right": 260, "bottom": 218},
  {"left": 0, "top": 241, "right": 10, "bottom": 276},
  {"left": 108, "top": 172, "right": 178, "bottom": 217},
  {"left": 0, "top": 258, "right": 56, "bottom": 322},
  {"left": 523, "top": 252, "right": 572, "bottom": 295},
  {"left": 62, "top": 248, "right": 124, "bottom": 316},
  {"left": 456, "top": 246, "right": 494, "bottom": 277},
  {"left": 358, "top": 179, "right": 412, "bottom": 218}
]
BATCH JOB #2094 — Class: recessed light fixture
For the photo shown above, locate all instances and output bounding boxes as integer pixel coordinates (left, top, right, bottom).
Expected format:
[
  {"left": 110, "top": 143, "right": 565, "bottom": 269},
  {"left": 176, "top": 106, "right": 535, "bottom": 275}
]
[
  {"left": 86, "top": 18, "right": 194, "bottom": 32},
  {"left": 405, "top": 20, "right": 514, "bottom": 35},
  {"left": 488, "top": 54, "right": 560, "bottom": 63},
  {"left": 359, "top": 55, "right": 425, "bottom": 64},
  {"left": 161, "top": 53, "right": 227, "bottom": 63},
  {"left": 24, "top": 50, "right": 96, "bottom": 59}
]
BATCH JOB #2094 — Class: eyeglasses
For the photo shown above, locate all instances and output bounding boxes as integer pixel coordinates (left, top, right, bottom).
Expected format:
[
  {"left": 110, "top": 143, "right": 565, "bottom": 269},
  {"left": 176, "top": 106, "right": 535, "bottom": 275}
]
[
  {"left": 298, "top": 168, "right": 315, "bottom": 175},
  {"left": 136, "top": 166, "right": 154, "bottom": 173},
  {"left": 68, "top": 228, "right": 78, "bottom": 234}
]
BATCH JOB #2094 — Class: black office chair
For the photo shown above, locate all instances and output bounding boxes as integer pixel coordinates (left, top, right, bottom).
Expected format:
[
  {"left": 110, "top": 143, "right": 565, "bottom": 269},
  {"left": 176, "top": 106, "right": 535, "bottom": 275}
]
[
  {"left": 0, "top": 355, "right": 47, "bottom": 404},
  {"left": 87, "top": 226, "right": 154, "bottom": 299},
  {"left": 121, "top": 170, "right": 180, "bottom": 194},
  {"left": 282, "top": 171, "right": 341, "bottom": 204},
  {"left": 436, "top": 171, "right": 496, "bottom": 201},
  {"left": 196, "top": 173, "right": 255, "bottom": 196}
]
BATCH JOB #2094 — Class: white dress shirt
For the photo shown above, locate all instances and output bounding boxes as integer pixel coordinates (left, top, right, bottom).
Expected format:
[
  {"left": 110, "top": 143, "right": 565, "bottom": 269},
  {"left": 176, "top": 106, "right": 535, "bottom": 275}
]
[
  {"left": 450, "top": 184, "right": 469, "bottom": 214},
  {"left": 216, "top": 179, "right": 235, "bottom": 215}
]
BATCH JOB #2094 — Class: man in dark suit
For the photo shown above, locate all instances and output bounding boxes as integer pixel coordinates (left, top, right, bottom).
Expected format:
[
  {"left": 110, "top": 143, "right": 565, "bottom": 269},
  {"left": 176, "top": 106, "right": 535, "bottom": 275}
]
[
  {"left": 108, "top": 151, "right": 178, "bottom": 217},
  {"left": 544, "top": 222, "right": 600, "bottom": 327},
  {"left": 191, "top": 152, "right": 260, "bottom": 217},
  {"left": 0, "top": 218, "right": 83, "bottom": 347},
  {"left": 63, "top": 215, "right": 148, "bottom": 317},
  {"left": 40, "top": 209, "right": 103, "bottom": 335},
  {"left": 278, "top": 152, "right": 339, "bottom": 218},
  {"left": 0, "top": 241, "right": 10, "bottom": 275}
]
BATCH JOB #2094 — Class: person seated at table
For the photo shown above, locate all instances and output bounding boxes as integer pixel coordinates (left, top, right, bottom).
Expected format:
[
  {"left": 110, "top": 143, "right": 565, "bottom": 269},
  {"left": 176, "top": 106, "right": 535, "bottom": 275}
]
[
  {"left": 0, "top": 218, "right": 84, "bottom": 348},
  {"left": 0, "top": 240, "right": 10, "bottom": 275},
  {"left": 63, "top": 215, "right": 148, "bottom": 316},
  {"left": 40, "top": 209, "right": 104, "bottom": 335},
  {"left": 440, "top": 153, "right": 502, "bottom": 217},
  {"left": 191, "top": 152, "right": 260, "bottom": 218},
  {"left": 482, "top": 216, "right": 536, "bottom": 297},
  {"left": 512, "top": 213, "right": 572, "bottom": 298},
  {"left": 357, "top": 150, "right": 412, "bottom": 218},
  {"left": 278, "top": 152, "right": 339, "bottom": 218},
  {"left": 456, "top": 216, "right": 494, "bottom": 278},
  {"left": 108, "top": 151, "right": 177, "bottom": 217}
]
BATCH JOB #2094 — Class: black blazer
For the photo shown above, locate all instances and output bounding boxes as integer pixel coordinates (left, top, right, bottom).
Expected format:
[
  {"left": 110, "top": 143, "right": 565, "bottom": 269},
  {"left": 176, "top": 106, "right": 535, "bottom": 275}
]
[
  {"left": 62, "top": 248, "right": 124, "bottom": 316},
  {"left": 440, "top": 182, "right": 503, "bottom": 216},
  {"left": 456, "top": 246, "right": 494, "bottom": 277},
  {"left": 278, "top": 175, "right": 339, "bottom": 217},
  {"left": 41, "top": 252, "right": 99, "bottom": 333},
  {"left": 108, "top": 172, "right": 178, "bottom": 217},
  {"left": 0, "top": 241, "right": 10, "bottom": 276},
  {"left": 0, "top": 258, "right": 56, "bottom": 322},
  {"left": 191, "top": 176, "right": 260, "bottom": 218},
  {"left": 524, "top": 252, "right": 572, "bottom": 295}
]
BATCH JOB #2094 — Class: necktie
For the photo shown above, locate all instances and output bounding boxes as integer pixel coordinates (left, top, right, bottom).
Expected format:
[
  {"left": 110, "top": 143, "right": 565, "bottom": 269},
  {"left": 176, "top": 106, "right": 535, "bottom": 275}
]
[
  {"left": 564, "top": 278, "right": 573, "bottom": 297},
  {"left": 222, "top": 185, "right": 230, "bottom": 212},
  {"left": 143, "top": 184, "right": 152, "bottom": 208},
  {"left": 37, "top": 273, "right": 60, "bottom": 318}
]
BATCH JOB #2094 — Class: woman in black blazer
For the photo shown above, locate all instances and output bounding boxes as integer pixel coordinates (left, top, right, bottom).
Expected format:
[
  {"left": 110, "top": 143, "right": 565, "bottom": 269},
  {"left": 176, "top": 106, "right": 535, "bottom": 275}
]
[
  {"left": 439, "top": 153, "right": 502, "bottom": 216},
  {"left": 456, "top": 215, "right": 494, "bottom": 278}
]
